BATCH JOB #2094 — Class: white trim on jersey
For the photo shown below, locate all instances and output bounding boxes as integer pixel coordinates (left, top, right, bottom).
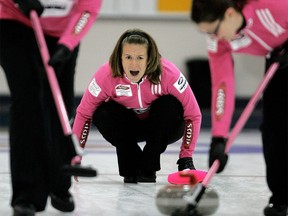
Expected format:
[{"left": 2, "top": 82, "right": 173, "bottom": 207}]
[
  {"left": 151, "top": 83, "right": 162, "bottom": 95},
  {"left": 245, "top": 29, "right": 273, "bottom": 51},
  {"left": 256, "top": 9, "right": 285, "bottom": 37}
]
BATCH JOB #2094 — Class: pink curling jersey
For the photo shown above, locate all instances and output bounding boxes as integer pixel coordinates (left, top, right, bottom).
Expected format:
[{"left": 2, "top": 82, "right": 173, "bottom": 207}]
[
  {"left": 73, "top": 58, "right": 202, "bottom": 158},
  {"left": 207, "top": 0, "right": 288, "bottom": 137},
  {"left": 0, "top": 0, "right": 102, "bottom": 50}
]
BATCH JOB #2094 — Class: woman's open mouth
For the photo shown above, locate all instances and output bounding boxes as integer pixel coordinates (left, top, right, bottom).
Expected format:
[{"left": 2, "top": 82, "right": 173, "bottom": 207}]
[{"left": 130, "top": 70, "right": 140, "bottom": 76}]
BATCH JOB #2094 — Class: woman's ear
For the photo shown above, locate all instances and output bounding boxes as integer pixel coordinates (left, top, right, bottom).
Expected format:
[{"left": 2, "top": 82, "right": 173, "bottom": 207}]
[{"left": 224, "top": 7, "right": 238, "bottom": 19}]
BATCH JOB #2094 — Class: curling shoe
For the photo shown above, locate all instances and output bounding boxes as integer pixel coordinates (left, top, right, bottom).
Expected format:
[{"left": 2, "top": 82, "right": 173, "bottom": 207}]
[
  {"left": 264, "top": 203, "right": 288, "bottom": 216},
  {"left": 13, "top": 204, "right": 35, "bottom": 216},
  {"left": 50, "top": 192, "right": 75, "bottom": 212},
  {"left": 138, "top": 171, "right": 156, "bottom": 183},
  {"left": 123, "top": 176, "right": 138, "bottom": 183}
]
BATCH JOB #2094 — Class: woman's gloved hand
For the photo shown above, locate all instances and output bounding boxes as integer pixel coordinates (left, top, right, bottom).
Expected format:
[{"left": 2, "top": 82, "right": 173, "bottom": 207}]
[
  {"left": 13, "top": 0, "right": 44, "bottom": 17},
  {"left": 269, "top": 40, "right": 288, "bottom": 69},
  {"left": 49, "top": 44, "right": 71, "bottom": 69},
  {"left": 177, "top": 157, "right": 195, "bottom": 171},
  {"left": 209, "top": 137, "right": 228, "bottom": 173}
]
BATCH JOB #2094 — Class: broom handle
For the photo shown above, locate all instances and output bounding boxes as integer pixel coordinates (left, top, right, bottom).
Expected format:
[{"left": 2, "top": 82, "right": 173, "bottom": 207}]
[
  {"left": 30, "top": 11, "right": 85, "bottom": 158},
  {"left": 30, "top": 10, "right": 72, "bottom": 135}
]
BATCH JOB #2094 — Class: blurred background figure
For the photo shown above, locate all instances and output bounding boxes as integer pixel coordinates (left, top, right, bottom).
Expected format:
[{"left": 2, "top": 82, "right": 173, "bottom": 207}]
[
  {"left": 0, "top": 0, "right": 102, "bottom": 215},
  {"left": 191, "top": 0, "right": 288, "bottom": 215}
]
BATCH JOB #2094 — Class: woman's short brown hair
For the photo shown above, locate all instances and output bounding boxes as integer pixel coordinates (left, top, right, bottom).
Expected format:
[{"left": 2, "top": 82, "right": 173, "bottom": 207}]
[
  {"left": 191, "top": 0, "right": 249, "bottom": 23},
  {"left": 109, "top": 29, "right": 162, "bottom": 84}
]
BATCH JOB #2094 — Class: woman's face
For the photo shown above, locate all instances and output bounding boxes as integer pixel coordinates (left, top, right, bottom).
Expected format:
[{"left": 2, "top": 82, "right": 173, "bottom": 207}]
[
  {"left": 197, "top": 7, "right": 243, "bottom": 41},
  {"left": 121, "top": 43, "right": 148, "bottom": 83}
]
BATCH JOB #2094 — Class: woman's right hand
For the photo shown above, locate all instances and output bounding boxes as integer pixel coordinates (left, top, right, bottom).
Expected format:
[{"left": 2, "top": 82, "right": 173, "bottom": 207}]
[{"left": 13, "top": 0, "right": 44, "bottom": 17}]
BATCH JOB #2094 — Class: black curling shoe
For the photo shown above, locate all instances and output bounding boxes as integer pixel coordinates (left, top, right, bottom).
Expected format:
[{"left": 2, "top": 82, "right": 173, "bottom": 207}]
[
  {"left": 123, "top": 176, "right": 138, "bottom": 183},
  {"left": 50, "top": 192, "right": 75, "bottom": 212},
  {"left": 264, "top": 203, "right": 288, "bottom": 216},
  {"left": 138, "top": 171, "right": 156, "bottom": 183},
  {"left": 13, "top": 204, "right": 35, "bottom": 216}
]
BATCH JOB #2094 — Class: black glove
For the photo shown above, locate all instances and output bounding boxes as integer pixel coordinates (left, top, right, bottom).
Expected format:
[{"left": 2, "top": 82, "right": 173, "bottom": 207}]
[
  {"left": 209, "top": 137, "right": 228, "bottom": 173},
  {"left": 177, "top": 157, "right": 195, "bottom": 171},
  {"left": 13, "top": 0, "right": 44, "bottom": 17},
  {"left": 48, "top": 44, "right": 71, "bottom": 72},
  {"left": 269, "top": 40, "right": 288, "bottom": 69}
]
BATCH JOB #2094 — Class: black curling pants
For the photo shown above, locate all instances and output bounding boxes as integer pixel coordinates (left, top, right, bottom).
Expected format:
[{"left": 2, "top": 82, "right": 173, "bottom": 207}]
[
  {"left": 0, "top": 20, "right": 79, "bottom": 211},
  {"left": 92, "top": 95, "right": 185, "bottom": 177},
  {"left": 261, "top": 59, "right": 288, "bottom": 206}
]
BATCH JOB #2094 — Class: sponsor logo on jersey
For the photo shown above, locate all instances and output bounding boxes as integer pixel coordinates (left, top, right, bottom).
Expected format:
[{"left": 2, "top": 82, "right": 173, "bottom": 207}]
[
  {"left": 207, "top": 36, "right": 218, "bottom": 52},
  {"left": 74, "top": 12, "right": 90, "bottom": 35},
  {"left": 174, "top": 73, "right": 188, "bottom": 93},
  {"left": 184, "top": 120, "right": 193, "bottom": 149},
  {"left": 115, "top": 84, "right": 133, "bottom": 97},
  {"left": 88, "top": 78, "right": 101, "bottom": 97},
  {"left": 215, "top": 83, "right": 226, "bottom": 120},
  {"left": 80, "top": 121, "right": 90, "bottom": 148}
]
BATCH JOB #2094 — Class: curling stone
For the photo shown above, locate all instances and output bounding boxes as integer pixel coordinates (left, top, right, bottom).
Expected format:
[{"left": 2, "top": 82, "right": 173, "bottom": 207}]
[{"left": 156, "top": 173, "right": 219, "bottom": 216}]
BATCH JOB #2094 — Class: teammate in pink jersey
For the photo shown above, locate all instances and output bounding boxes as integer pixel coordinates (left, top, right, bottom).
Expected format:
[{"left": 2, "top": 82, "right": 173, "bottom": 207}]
[
  {"left": 191, "top": 0, "right": 288, "bottom": 215},
  {"left": 72, "top": 28, "right": 202, "bottom": 184},
  {"left": 0, "top": 0, "right": 102, "bottom": 215}
]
